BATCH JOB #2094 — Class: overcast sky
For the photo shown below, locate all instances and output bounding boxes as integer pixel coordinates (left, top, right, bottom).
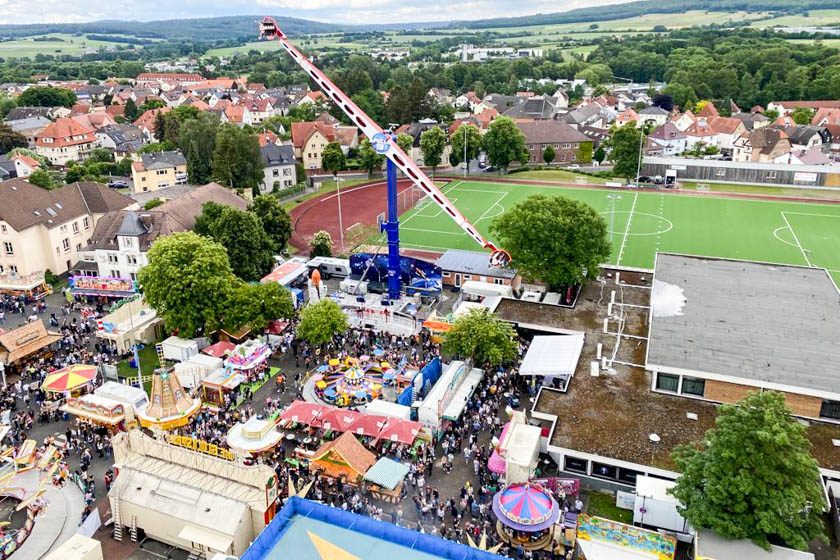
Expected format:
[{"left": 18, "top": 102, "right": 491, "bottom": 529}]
[{"left": 5, "top": 0, "right": 629, "bottom": 25}]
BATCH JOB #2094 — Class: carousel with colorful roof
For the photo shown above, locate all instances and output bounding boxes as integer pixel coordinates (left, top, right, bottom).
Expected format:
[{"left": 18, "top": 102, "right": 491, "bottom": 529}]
[
  {"left": 309, "top": 353, "right": 400, "bottom": 408},
  {"left": 492, "top": 481, "right": 561, "bottom": 551}
]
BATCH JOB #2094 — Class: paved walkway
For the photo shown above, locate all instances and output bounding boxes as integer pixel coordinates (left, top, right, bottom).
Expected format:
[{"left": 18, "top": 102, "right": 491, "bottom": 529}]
[{"left": 12, "top": 470, "right": 84, "bottom": 560}]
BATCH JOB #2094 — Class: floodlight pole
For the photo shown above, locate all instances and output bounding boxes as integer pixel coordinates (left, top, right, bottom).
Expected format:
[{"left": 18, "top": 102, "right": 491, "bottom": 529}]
[{"left": 336, "top": 175, "right": 345, "bottom": 252}]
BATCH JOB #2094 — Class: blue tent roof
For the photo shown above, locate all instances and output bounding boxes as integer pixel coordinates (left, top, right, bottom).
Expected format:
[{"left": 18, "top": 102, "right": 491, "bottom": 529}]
[{"left": 242, "top": 497, "right": 506, "bottom": 560}]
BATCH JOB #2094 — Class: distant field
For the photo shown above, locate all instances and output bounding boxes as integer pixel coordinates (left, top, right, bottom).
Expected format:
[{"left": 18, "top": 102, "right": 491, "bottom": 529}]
[
  {"left": 749, "top": 9, "right": 840, "bottom": 28},
  {"left": 0, "top": 33, "right": 150, "bottom": 58},
  {"left": 786, "top": 38, "right": 840, "bottom": 48},
  {"left": 207, "top": 35, "right": 367, "bottom": 57}
]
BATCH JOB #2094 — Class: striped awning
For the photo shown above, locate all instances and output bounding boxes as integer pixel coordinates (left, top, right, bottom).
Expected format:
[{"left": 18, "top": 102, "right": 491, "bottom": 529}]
[{"left": 363, "top": 457, "right": 409, "bottom": 491}]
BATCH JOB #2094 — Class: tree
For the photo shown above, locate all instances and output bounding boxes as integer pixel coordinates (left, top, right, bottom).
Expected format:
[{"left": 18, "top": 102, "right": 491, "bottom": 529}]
[
  {"left": 0, "top": 123, "right": 27, "bottom": 153},
  {"left": 211, "top": 124, "right": 263, "bottom": 192},
  {"left": 137, "top": 232, "right": 235, "bottom": 337},
  {"left": 124, "top": 98, "right": 140, "bottom": 122},
  {"left": 483, "top": 116, "right": 529, "bottom": 173},
  {"left": 450, "top": 123, "right": 482, "bottom": 166},
  {"left": 576, "top": 142, "right": 593, "bottom": 164},
  {"left": 18, "top": 86, "right": 75, "bottom": 108},
  {"left": 249, "top": 195, "right": 292, "bottom": 252},
  {"left": 358, "top": 138, "right": 385, "bottom": 178},
  {"left": 321, "top": 142, "right": 346, "bottom": 178},
  {"left": 197, "top": 205, "right": 275, "bottom": 282},
  {"left": 194, "top": 201, "right": 225, "bottom": 237},
  {"left": 791, "top": 107, "right": 814, "bottom": 125},
  {"left": 443, "top": 308, "right": 518, "bottom": 367},
  {"left": 652, "top": 94, "right": 674, "bottom": 112},
  {"left": 594, "top": 145, "right": 606, "bottom": 165},
  {"left": 351, "top": 89, "right": 385, "bottom": 125},
  {"left": 27, "top": 169, "right": 56, "bottom": 190},
  {"left": 543, "top": 145, "right": 555, "bottom": 165},
  {"left": 669, "top": 391, "right": 826, "bottom": 551},
  {"left": 309, "top": 230, "right": 333, "bottom": 258},
  {"left": 396, "top": 133, "right": 413, "bottom": 155},
  {"left": 491, "top": 194, "right": 610, "bottom": 288},
  {"left": 178, "top": 113, "right": 219, "bottom": 184},
  {"left": 610, "top": 122, "right": 642, "bottom": 180},
  {"left": 297, "top": 299, "right": 349, "bottom": 347},
  {"left": 419, "top": 126, "right": 446, "bottom": 176},
  {"left": 223, "top": 282, "right": 294, "bottom": 333}
]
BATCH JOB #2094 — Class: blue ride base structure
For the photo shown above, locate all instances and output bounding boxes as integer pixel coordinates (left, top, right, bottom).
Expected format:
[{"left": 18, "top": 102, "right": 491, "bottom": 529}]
[
  {"left": 384, "top": 158, "right": 402, "bottom": 301},
  {"left": 349, "top": 254, "right": 442, "bottom": 296},
  {"left": 241, "top": 496, "right": 506, "bottom": 560}
]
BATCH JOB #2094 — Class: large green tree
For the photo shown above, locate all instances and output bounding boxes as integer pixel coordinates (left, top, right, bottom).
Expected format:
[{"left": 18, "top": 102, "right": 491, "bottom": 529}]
[
  {"left": 309, "top": 230, "right": 333, "bottom": 258},
  {"left": 249, "top": 195, "right": 292, "bottom": 253},
  {"left": 491, "top": 194, "right": 610, "bottom": 288},
  {"left": 223, "top": 282, "right": 294, "bottom": 333},
  {"left": 543, "top": 145, "right": 555, "bottom": 165},
  {"left": 320, "top": 142, "right": 346, "bottom": 177},
  {"left": 351, "top": 89, "right": 385, "bottom": 125},
  {"left": 482, "top": 116, "right": 528, "bottom": 172},
  {"left": 790, "top": 107, "right": 814, "bottom": 125},
  {"left": 443, "top": 308, "right": 518, "bottom": 367},
  {"left": 211, "top": 124, "right": 263, "bottom": 192},
  {"left": 0, "top": 123, "right": 27, "bottom": 153},
  {"left": 178, "top": 112, "right": 219, "bottom": 185},
  {"left": 18, "top": 86, "right": 76, "bottom": 108},
  {"left": 450, "top": 123, "right": 482, "bottom": 166},
  {"left": 670, "top": 391, "right": 826, "bottom": 551},
  {"left": 419, "top": 126, "right": 446, "bottom": 176},
  {"left": 297, "top": 299, "right": 349, "bottom": 347},
  {"left": 137, "top": 232, "right": 234, "bottom": 337},
  {"left": 198, "top": 205, "right": 275, "bottom": 281},
  {"left": 396, "top": 133, "right": 414, "bottom": 155},
  {"left": 358, "top": 138, "right": 386, "bottom": 178},
  {"left": 123, "top": 98, "right": 140, "bottom": 122},
  {"left": 610, "top": 122, "right": 643, "bottom": 180}
]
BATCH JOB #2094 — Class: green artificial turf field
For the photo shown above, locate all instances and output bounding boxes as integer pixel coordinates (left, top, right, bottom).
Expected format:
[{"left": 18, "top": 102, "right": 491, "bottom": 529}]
[{"left": 391, "top": 180, "right": 840, "bottom": 285}]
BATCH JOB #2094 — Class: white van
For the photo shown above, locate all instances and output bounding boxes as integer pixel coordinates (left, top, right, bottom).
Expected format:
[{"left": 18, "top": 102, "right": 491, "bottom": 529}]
[
  {"left": 307, "top": 256, "right": 351, "bottom": 279},
  {"left": 459, "top": 280, "right": 513, "bottom": 302}
]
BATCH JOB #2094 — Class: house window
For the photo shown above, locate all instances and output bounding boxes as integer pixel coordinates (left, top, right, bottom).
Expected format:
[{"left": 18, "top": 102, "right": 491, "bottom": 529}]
[
  {"left": 72, "top": 222, "right": 79, "bottom": 234},
  {"left": 110, "top": 270, "right": 120, "bottom": 278},
  {"left": 1, "top": 225, "right": 6, "bottom": 233},
  {"left": 562, "top": 143, "right": 571, "bottom": 149},
  {"left": 681, "top": 377, "right": 705, "bottom": 397},
  {"left": 463, "top": 275, "right": 471, "bottom": 280},
  {"left": 591, "top": 462, "right": 618, "bottom": 481},
  {"left": 716, "top": 169, "right": 726, "bottom": 177},
  {"left": 83, "top": 217, "right": 90, "bottom": 229},
  {"left": 655, "top": 373, "right": 679, "bottom": 393},
  {"left": 820, "top": 400, "right": 840, "bottom": 421},
  {"left": 127, "top": 255, "right": 138, "bottom": 265},
  {"left": 494, "top": 278, "right": 504, "bottom": 285},
  {"left": 0, "top": 265, "right": 3, "bottom": 274},
  {"left": 76, "top": 243, "right": 82, "bottom": 251},
  {"left": 2, "top": 241, "right": 12, "bottom": 255},
  {"left": 156, "top": 169, "right": 167, "bottom": 175},
  {"left": 272, "top": 169, "right": 280, "bottom": 177},
  {"left": 62, "top": 238, "right": 70, "bottom": 252},
  {"left": 442, "top": 272, "right": 450, "bottom": 278},
  {"left": 766, "top": 172, "right": 777, "bottom": 179},
  {"left": 107, "top": 253, "right": 118, "bottom": 264},
  {"left": 9, "top": 265, "right": 16, "bottom": 274}
]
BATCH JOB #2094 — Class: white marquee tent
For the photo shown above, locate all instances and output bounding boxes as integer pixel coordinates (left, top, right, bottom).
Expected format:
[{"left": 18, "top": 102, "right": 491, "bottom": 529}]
[{"left": 519, "top": 335, "right": 585, "bottom": 378}]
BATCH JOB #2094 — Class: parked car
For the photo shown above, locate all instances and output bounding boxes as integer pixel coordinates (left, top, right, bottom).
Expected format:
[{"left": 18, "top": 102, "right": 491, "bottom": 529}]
[
  {"left": 107, "top": 180, "right": 128, "bottom": 189},
  {"left": 568, "top": 164, "right": 580, "bottom": 169},
  {"left": 482, "top": 166, "right": 497, "bottom": 173},
  {"left": 637, "top": 176, "right": 653, "bottom": 183}
]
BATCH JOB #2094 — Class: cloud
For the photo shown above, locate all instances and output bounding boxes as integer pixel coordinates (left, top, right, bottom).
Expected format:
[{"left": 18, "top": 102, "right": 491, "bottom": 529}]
[{"left": 0, "top": 0, "right": 620, "bottom": 25}]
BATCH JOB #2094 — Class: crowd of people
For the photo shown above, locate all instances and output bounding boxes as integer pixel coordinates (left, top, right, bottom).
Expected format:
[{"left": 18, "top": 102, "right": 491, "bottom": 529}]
[{"left": 0, "top": 289, "right": 577, "bottom": 559}]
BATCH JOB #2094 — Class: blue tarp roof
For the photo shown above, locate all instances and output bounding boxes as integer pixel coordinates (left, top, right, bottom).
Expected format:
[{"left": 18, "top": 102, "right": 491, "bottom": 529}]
[{"left": 242, "top": 497, "right": 506, "bottom": 560}]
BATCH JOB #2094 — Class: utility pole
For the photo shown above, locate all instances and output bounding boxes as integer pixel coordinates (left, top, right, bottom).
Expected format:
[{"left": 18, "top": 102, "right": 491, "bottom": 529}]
[
  {"left": 336, "top": 175, "right": 344, "bottom": 252},
  {"left": 463, "top": 125, "right": 468, "bottom": 178}
]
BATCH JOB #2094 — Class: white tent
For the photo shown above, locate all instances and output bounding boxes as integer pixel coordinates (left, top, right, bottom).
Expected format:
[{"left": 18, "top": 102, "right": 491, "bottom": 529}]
[{"left": 519, "top": 335, "right": 585, "bottom": 377}]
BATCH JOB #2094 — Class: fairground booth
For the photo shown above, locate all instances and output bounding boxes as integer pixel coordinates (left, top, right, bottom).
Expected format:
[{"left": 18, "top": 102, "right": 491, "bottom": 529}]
[
  {"left": 69, "top": 275, "right": 138, "bottom": 302},
  {"left": 0, "top": 320, "right": 62, "bottom": 384},
  {"left": 576, "top": 515, "right": 676, "bottom": 560},
  {"left": 201, "top": 367, "right": 246, "bottom": 408},
  {"left": 241, "top": 496, "right": 506, "bottom": 560},
  {"left": 40, "top": 364, "right": 98, "bottom": 414},
  {"left": 226, "top": 416, "right": 284, "bottom": 457},
  {"left": 487, "top": 410, "right": 542, "bottom": 484},
  {"left": 61, "top": 381, "right": 148, "bottom": 432},
  {"left": 0, "top": 270, "right": 51, "bottom": 301},
  {"left": 96, "top": 298, "right": 164, "bottom": 354},
  {"left": 492, "top": 482, "right": 562, "bottom": 552},
  {"left": 226, "top": 338, "right": 271, "bottom": 383},
  {"left": 136, "top": 368, "right": 201, "bottom": 430}
]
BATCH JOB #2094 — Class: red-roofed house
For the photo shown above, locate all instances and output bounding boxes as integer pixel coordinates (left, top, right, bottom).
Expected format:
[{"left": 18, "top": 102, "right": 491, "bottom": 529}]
[
  {"left": 257, "top": 132, "right": 280, "bottom": 147},
  {"left": 295, "top": 91, "right": 328, "bottom": 107},
  {"left": 672, "top": 109, "right": 697, "bottom": 132},
  {"left": 136, "top": 73, "right": 203, "bottom": 86},
  {"left": 707, "top": 116, "right": 747, "bottom": 150},
  {"left": 222, "top": 105, "right": 248, "bottom": 127},
  {"left": 812, "top": 107, "right": 840, "bottom": 127},
  {"left": 35, "top": 118, "right": 97, "bottom": 165},
  {"left": 71, "top": 112, "right": 117, "bottom": 131},
  {"left": 134, "top": 107, "right": 171, "bottom": 143},
  {"left": 292, "top": 122, "right": 336, "bottom": 169},
  {"left": 244, "top": 98, "right": 274, "bottom": 125},
  {"left": 696, "top": 103, "right": 719, "bottom": 118},
  {"left": 767, "top": 100, "right": 840, "bottom": 115},
  {"left": 615, "top": 108, "right": 639, "bottom": 128},
  {"left": 11, "top": 154, "right": 40, "bottom": 178}
]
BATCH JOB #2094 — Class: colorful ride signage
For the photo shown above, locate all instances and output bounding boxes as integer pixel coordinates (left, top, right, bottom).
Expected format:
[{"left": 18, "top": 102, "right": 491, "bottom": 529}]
[
  {"left": 165, "top": 434, "right": 236, "bottom": 461},
  {"left": 70, "top": 275, "right": 138, "bottom": 296}
]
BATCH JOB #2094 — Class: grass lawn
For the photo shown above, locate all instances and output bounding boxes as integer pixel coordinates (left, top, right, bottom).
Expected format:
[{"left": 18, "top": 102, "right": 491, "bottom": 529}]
[
  {"left": 387, "top": 178, "right": 840, "bottom": 285},
  {"left": 116, "top": 342, "right": 160, "bottom": 390},
  {"left": 0, "top": 33, "right": 148, "bottom": 59},
  {"left": 586, "top": 491, "right": 633, "bottom": 524},
  {"left": 749, "top": 9, "right": 840, "bottom": 28}
]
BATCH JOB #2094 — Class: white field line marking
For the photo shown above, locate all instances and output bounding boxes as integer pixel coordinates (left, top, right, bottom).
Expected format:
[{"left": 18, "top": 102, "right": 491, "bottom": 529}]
[
  {"left": 400, "top": 181, "right": 461, "bottom": 227},
  {"left": 616, "top": 192, "right": 638, "bottom": 266},
  {"left": 781, "top": 211, "right": 812, "bottom": 267},
  {"left": 474, "top": 192, "right": 509, "bottom": 225},
  {"left": 778, "top": 212, "right": 840, "bottom": 219},
  {"left": 401, "top": 227, "right": 464, "bottom": 235}
]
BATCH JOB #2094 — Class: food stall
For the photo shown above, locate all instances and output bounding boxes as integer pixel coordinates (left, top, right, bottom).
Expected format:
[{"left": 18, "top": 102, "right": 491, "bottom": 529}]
[
  {"left": 0, "top": 271, "right": 51, "bottom": 301},
  {"left": 226, "top": 339, "right": 271, "bottom": 384},
  {"left": 201, "top": 367, "right": 246, "bottom": 408},
  {"left": 226, "top": 416, "right": 283, "bottom": 456},
  {"left": 363, "top": 457, "right": 410, "bottom": 503},
  {"left": 61, "top": 394, "right": 127, "bottom": 432}
]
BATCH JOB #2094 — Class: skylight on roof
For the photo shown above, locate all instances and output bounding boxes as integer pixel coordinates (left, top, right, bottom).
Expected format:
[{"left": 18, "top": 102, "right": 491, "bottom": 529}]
[
  {"left": 45, "top": 207, "right": 57, "bottom": 217},
  {"left": 55, "top": 203, "right": 62, "bottom": 209},
  {"left": 33, "top": 210, "right": 40, "bottom": 216}
]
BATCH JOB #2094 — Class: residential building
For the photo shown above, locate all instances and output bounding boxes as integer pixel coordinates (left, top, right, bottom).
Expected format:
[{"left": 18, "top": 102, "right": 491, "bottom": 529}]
[
  {"left": 482, "top": 94, "right": 519, "bottom": 113},
  {"left": 646, "top": 123, "right": 687, "bottom": 156},
  {"left": 561, "top": 103, "right": 610, "bottom": 129},
  {"left": 0, "top": 156, "right": 16, "bottom": 181},
  {"left": 291, "top": 121, "right": 336, "bottom": 169},
  {"left": 671, "top": 109, "right": 696, "bottom": 132},
  {"left": 78, "top": 183, "right": 247, "bottom": 280},
  {"left": 516, "top": 120, "right": 592, "bottom": 164},
  {"left": 133, "top": 107, "right": 171, "bottom": 143},
  {"left": 131, "top": 151, "right": 188, "bottom": 193},
  {"left": 812, "top": 107, "right": 840, "bottom": 127},
  {"left": 260, "top": 144, "right": 296, "bottom": 193},
  {"left": 434, "top": 249, "right": 519, "bottom": 289},
  {"left": 767, "top": 100, "right": 840, "bottom": 116},
  {"left": 34, "top": 118, "right": 97, "bottom": 165},
  {"left": 502, "top": 96, "right": 563, "bottom": 121},
  {"left": 395, "top": 120, "right": 452, "bottom": 166},
  {"left": 6, "top": 116, "right": 50, "bottom": 147},
  {"left": 696, "top": 103, "right": 720, "bottom": 118},
  {"left": 707, "top": 116, "right": 747, "bottom": 150},
  {"left": 776, "top": 125, "right": 828, "bottom": 150},
  {"left": 788, "top": 148, "right": 833, "bottom": 166},
  {"left": 135, "top": 73, "right": 203, "bottom": 90},
  {"left": 427, "top": 87, "right": 454, "bottom": 106},
  {"left": 0, "top": 179, "right": 134, "bottom": 277},
  {"left": 614, "top": 108, "right": 639, "bottom": 127},
  {"left": 71, "top": 112, "right": 118, "bottom": 131},
  {"left": 243, "top": 98, "right": 274, "bottom": 125},
  {"left": 11, "top": 154, "right": 40, "bottom": 178},
  {"left": 637, "top": 106, "right": 669, "bottom": 127},
  {"left": 730, "top": 111, "right": 770, "bottom": 132},
  {"left": 732, "top": 127, "right": 792, "bottom": 163},
  {"left": 95, "top": 124, "right": 144, "bottom": 160},
  {"left": 5, "top": 106, "right": 66, "bottom": 121}
]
